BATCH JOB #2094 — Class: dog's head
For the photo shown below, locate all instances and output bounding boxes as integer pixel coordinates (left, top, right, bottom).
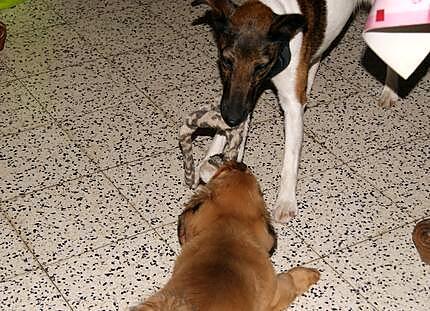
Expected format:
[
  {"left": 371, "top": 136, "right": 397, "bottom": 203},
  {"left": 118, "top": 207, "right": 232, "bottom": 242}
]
[
  {"left": 178, "top": 160, "right": 277, "bottom": 255},
  {"left": 192, "top": 0, "right": 306, "bottom": 126}
]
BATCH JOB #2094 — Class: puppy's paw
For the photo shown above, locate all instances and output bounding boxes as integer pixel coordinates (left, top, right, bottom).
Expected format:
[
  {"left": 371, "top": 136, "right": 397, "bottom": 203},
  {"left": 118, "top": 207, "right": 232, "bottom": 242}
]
[
  {"left": 273, "top": 198, "right": 298, "bottom": 223},
  {"left": 378, "top": 87, "right": 398, "bottom": 108},
  {"left": 284, "top": 267, "right": 320, "bottom": 293}
]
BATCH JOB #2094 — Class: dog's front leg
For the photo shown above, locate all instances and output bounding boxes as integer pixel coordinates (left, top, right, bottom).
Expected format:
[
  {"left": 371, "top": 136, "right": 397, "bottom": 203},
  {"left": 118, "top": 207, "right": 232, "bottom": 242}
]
[
  {"left": 273, "top": 92, "right": 305, "bottom": 223},
  {"left": 271, "top": 48, "right": 307, "bottom": 223}
]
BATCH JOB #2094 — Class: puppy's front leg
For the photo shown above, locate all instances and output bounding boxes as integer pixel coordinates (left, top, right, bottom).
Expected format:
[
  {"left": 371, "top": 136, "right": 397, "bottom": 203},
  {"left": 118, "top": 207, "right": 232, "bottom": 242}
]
[{"left": 272, "top": 267, "right": 320, "bottom": 310}]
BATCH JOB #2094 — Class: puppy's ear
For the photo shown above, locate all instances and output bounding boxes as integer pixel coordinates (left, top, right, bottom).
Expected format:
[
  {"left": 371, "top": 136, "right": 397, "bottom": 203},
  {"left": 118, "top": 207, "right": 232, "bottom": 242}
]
[
  {"left": 177, "top": 212, "right": 186, "bottom": 246},
  {"left": 269, "top": 14, "right": 307, "bottom": 43},
  {"left": 192, "top": 0, "right": 237, "bottom": 33}
]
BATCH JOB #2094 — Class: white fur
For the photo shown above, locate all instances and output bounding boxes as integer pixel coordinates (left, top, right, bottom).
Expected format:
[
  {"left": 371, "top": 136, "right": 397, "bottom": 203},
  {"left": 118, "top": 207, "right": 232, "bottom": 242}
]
[
  {"left": 259, "top": 0, "right": 396, "bottom": 222},
  {"left": 379, "top": 66, "right": 399, "bottom": 107},
  {"left": 200, "top": 0, "right": 397, "bottom": 222}
]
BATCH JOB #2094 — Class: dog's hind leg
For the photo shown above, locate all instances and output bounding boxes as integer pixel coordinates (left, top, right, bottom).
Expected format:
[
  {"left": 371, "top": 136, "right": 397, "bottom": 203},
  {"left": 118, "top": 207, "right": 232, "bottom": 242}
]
[{"left": 378, "top": 65, "right": 399, "bottom": 108}]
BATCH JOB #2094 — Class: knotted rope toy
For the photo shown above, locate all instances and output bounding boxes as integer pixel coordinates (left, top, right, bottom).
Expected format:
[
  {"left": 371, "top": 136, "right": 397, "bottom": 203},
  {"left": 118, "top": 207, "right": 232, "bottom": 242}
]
[
  {"left": 412, "top": 218, "right": 430, "bottom": 264},
  {"left": 179, "top": 102, "right": 246, "bottom": 189}
]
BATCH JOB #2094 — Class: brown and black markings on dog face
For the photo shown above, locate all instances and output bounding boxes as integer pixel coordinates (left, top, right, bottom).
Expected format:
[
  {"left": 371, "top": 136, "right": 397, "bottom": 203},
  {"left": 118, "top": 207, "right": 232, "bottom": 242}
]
[
  {"left": 177, "top": 160, "right": 277, "bottom": 255},
  {"left": 192, "top": 0, "right": 308, "bottom": 127}
]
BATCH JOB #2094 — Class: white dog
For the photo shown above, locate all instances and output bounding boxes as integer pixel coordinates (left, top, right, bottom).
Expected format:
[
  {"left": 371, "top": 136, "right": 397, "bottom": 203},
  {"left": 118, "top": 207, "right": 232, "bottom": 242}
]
[{"left": 192, "top": 0, "right": 398, "bottom": 222}]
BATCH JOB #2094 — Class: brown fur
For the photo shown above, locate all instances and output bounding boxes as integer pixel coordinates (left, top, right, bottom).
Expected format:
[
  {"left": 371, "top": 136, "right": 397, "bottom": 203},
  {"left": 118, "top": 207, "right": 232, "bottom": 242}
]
[
  {"left": 295, "top": 0, "right": 327, "bottom": 103},
  {"left": 134, "top": 161, "right": 319, "bottom": 310}
]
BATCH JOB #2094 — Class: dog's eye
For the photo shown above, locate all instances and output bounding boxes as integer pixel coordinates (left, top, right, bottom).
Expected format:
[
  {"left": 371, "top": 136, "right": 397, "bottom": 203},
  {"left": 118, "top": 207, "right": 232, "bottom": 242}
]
[
  {"left": 221, "top": 57, "right": 233, "bottom": 69},
  {"left": 191, "top": 203, "right": 202, "bottom": 213},
  {"left": 255, "top": 62, "right": 269, "bottom": 74}
]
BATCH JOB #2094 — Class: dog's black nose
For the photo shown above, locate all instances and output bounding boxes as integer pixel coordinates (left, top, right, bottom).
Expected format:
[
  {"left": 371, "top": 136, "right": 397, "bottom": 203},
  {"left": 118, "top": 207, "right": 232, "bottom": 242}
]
[
  {"left": 224, "top": 116, "right": 241, "bottom": 127},
  {"left": 221, "top": 107, "right": 247, "bottom": 127}
]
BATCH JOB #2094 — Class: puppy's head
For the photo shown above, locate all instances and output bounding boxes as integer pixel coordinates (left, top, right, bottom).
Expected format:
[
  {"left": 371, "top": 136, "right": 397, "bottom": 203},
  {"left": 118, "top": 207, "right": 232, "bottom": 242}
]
[
  {"left": 192, "top": 0, "right": 306, "bottom": 127},
  {"left": 178, "top": 160, "right": 277, "bottom": 255}
]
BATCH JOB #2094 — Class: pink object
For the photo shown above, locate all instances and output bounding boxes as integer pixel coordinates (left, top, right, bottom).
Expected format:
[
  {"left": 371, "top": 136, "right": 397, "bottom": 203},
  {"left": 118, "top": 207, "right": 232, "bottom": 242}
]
[
  {"left": 365, "top": 0, "right": 430, "bottom": 30},
  {"left": 363, "top": 0, "right": 430, "bottom": 79}
]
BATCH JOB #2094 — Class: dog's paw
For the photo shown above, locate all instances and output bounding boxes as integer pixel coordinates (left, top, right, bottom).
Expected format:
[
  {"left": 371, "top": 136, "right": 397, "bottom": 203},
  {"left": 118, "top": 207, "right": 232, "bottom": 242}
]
[
  {"left": 378, "top": 87, "right": 398, "bottom": 108},
  {"left": 273, "top": 199, "right": 298, "bottom": 223}
]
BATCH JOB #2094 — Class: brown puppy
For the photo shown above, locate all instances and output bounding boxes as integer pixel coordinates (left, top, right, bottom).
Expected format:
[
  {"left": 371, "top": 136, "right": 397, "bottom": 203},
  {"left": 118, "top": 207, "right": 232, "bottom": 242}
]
[{"left": 134, "top": 161, "right": 319, "bottom": 310}]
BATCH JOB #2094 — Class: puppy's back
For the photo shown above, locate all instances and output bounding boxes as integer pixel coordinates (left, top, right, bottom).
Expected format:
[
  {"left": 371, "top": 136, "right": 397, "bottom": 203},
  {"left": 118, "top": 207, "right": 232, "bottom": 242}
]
[{"left": 170, "top": 227, "right": 274, "bottom": 310}]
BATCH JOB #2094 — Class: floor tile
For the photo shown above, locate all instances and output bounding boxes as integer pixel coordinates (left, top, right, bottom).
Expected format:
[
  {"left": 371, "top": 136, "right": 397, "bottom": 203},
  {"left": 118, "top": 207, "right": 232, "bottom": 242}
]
[
  {"left": 0, "top": 1, "right": 64, "bottom": 34},
  {"left": 243, "top": 119, "right": 341, "bottom": 191},
  {"left": 325, "top": 224, "right": 430, "bottom": 310},
  {"left": 1, "top": 1, "right": 428, "bottom": 309},
  {"left": 104, "top": 149, "right": 195, "bottom": 227},
  {"left": 148, "top": 0, "right": 211, "bottom": 36},
  {"left": 154, "top": 222, "right": 181, "bottom": 255},
  {"left": 62, "top": 98, "right": 176, "bottom": 170},
  {"left": 156, "top": 78, "right": 223, "bottom": 126},
  {"left": 0, "top": 81, "right": 50, "bottom": 135},
  {"left": 308, "top": 62, "right": 360, "bottom": 108},
  {"left": 1, "top": 24, "right": 101, "bottom": 78},
  {"left": 46, "top": 0, "right": 143, "bottom": 23},
  {"left": 0, "top": 61, "right": 17, "bottom": 84},
  {"left": 289, "top": 165, "right": 412, "bottom": 256},
  {"left": 349, "top": 138, "right": 429, "bottom": 219},
  {"left": 157, "top": 78, "right": 282, "bottom": 128},
  {"left": 0, "top": 269, "right": 71, "bottom": 311},
  {"left": 255, "top": 88, "right": 285, "bottom": 123},
  {"left": 111, "top": 34, "right": 218, "bottom": 97},
  {"left": 289, "top": 259, "right": 376, "bottom": 310},
  {"left": 72, "top": 6, "right": 181, "bottom": 57},
  {"left": 22, "top": 59, "right": 144, "bottom": 122},
  {"left": 0, "top": 124, "right": 97, "bottom": 200},
  {"left": 390, "top": 83, "right": 430, "bottom": 135},
  {"left": 271, "top": 224, "right": 319, "bottom": 272},
  {"left": 46, "top": 231, "right": 176, "bottom": 311},
  {"left": 304, "top": 91, "right": 421, "bottom": 162},
  {"left": 0, "top": 213, "right": 38, "bottom": 281},
  {"left": 3, "top": 173, "right": 147, "bottom": 266}
]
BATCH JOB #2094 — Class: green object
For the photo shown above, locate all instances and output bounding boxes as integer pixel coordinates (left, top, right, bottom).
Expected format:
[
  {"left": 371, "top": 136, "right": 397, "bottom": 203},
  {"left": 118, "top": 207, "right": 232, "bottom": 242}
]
[{"left": 0, "top": 0, "right": 26, "bottom": 10}]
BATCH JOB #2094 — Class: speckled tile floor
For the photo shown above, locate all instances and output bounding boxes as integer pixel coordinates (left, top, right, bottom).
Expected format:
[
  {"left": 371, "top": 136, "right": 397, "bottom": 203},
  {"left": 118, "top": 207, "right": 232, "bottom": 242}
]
[{"left": 0, "top": 1, "right": 429, "bottom": 310}]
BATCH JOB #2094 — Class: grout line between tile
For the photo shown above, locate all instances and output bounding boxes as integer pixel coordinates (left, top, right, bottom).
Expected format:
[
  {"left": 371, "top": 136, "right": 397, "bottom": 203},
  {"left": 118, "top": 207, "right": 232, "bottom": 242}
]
[{"left": 0, "top": 208, "right": 75, "bottom": 310}]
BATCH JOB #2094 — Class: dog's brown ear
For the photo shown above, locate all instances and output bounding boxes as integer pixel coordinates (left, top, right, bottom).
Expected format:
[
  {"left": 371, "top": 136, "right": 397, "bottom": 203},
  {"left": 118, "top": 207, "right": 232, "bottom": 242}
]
[
  {"left": 192, "top": 0, "right": 236, "bottom": 33},
  {"left": 269, "top": 14, "right": 307, "bottom": 42}
]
